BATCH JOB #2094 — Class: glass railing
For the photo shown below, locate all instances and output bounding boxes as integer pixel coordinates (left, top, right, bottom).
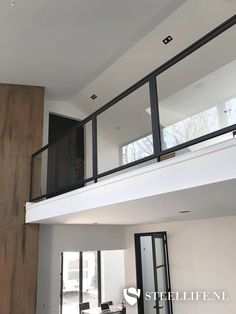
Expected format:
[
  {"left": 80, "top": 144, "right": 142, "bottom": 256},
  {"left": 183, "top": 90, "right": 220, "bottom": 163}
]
[{"left": 30, "top": 15, "right": 236, "bottom": 201}]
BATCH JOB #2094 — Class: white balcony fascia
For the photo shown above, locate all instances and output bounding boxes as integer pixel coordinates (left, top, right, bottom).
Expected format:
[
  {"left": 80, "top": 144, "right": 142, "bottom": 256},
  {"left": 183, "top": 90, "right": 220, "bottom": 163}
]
[{"left": 25, "top": 138, "right": 236, "bottom": 224}]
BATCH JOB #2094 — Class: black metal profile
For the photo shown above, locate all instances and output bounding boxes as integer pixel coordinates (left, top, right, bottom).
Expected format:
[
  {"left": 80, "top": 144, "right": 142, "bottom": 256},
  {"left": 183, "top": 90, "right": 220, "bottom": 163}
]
[
  {"left": 60, "top": 252, "right": 64, "bottom": 314},
  {"left": 29, "top": 15, "right": 236, "bottom": 202},
  {"left": 97, "top": 251, "right": 102, "bottom": 305},
  {"left": 151, "top": 236, "right": 160, "bottom": 313},
  {"left": 149, "top": 75, "right": 162, "bottom": 161},
  {"left": 79, "top": 251, "right": 83, "bottom": 302},
  {"left": 96, "top": 154, "right": 156, "bottom": 179},
  {"left": 163, "top": 233, "right": 173, "bottom": 313},
  {"left": 134, "top": 234, "right": 144, "bottom": 314},
  {"left": 92, "top": 117, "right": 98, "bottom": 183},
  {"left": 160, "top": 124, "right": 236, "bottom": 156},
  {"left": 134, "top": 232, "right": 173, "bottom": 314}
]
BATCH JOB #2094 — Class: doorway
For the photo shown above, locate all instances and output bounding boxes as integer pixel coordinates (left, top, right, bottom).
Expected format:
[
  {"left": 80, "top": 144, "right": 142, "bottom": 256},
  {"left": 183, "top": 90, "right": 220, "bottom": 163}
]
[
  {"left": 48, "top": 113, "right": 80, "bottom": 144},
  {"left": 47, "top": 113, "right": 84, "bottom": 196},
  {"left": 135, "top": 232, "right": 173, "bottom": 314}
]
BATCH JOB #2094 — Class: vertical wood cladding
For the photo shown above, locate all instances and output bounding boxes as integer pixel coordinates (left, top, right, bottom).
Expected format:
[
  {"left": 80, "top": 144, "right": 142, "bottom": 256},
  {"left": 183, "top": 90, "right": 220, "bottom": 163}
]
[{"left": 0, "top": 84, "right": 44, "bottom": 314}]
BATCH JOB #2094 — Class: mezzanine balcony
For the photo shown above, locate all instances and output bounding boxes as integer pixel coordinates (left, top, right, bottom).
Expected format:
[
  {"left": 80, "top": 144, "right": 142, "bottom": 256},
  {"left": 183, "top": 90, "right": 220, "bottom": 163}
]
[{"left": 26, "top": 16, "right": 236, "bottom": 224}]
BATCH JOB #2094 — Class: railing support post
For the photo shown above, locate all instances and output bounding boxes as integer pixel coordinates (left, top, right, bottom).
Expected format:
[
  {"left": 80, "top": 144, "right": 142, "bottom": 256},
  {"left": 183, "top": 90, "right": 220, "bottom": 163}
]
[
  {"left": 92, "top": 116, "right": 98, "bottom": 182},
  {"left": 149, "top": 75, "right": 162, "bottom": 161}
]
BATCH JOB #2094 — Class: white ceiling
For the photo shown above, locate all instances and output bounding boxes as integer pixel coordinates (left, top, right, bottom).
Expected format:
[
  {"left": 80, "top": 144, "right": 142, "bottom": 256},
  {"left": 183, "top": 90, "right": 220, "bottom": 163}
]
[
  {"left": 0, "top": 0, "right": 186, "bottom": 100},
  {"left": 73, "top": 0, "right": 236, "bottom": 116}
]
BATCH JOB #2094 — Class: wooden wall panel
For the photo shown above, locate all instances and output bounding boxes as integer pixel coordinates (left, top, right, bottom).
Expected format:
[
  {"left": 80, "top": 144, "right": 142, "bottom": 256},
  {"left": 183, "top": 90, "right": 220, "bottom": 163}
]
[{"left": 0, "top": 84, "right": 44, "bottom": 314}]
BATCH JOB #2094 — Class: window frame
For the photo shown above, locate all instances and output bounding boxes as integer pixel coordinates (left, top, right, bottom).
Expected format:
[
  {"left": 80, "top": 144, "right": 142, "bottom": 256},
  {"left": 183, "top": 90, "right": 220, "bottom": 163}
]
[{"left": 60, "top": 251, "right": 101, "bottom": 314}]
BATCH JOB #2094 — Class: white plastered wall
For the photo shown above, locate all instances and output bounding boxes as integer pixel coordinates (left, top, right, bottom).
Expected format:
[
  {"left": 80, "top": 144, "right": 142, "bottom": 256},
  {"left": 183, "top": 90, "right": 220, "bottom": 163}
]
[
  {"left": 101, "top": 250, "right": 125, "bottom": 305},
  {"left": 124, "top": 215, "right": 236, "bottom": 314}
]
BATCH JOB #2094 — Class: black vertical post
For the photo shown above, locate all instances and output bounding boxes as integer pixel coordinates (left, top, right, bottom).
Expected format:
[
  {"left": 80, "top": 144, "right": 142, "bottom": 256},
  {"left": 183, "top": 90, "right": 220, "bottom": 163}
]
[
  {"left": 60, "top": 253, "right": 64, "bottom": 314},
  {"left": 134, "top": 235, "right": 144, "bottom": 314},
  {"left": 163, "top": 233, "right": 173, "bottom": 313},
  {"left": 80, "top": 252, "right": 83, "bottom": 303},
  {"left": 149, "top": 75, "right": 162, "bottom": 162},
  {"left": 92, "top": 116, "right": 98, "bottom": 183},
  {"left": 152, "top": 236, "right": 160, "bottom": 314},
  {"left": 97, "top": 251, "right": 102, "bottom": 306}
]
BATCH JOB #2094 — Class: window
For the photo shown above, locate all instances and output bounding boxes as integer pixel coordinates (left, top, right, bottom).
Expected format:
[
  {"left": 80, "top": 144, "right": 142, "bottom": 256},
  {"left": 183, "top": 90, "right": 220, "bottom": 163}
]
[
  {"left": 60, "top": 251, "right": 101, "bottom": 314},
  {"left": 122, "top": 134, "right": 154, "bottom": 165}
]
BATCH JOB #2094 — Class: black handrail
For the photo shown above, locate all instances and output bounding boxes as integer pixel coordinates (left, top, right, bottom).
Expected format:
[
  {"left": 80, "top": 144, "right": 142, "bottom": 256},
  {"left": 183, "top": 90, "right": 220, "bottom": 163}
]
[
  {"left": 32, "top": 15, "right": 236, "bottom": 158},
  {"left": 30, "top": 15, "right": 236, "bottom": 202}
]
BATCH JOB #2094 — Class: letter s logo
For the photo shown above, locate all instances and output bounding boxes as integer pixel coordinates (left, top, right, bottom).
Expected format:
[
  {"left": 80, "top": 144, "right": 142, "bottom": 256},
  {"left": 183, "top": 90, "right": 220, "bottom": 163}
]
[{"left": 123, "top": 287, "right": 141, "bottom": 305}]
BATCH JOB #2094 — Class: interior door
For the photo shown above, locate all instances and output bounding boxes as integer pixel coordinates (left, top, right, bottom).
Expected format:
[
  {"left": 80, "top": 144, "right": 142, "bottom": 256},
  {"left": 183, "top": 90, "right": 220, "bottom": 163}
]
[
  {"left": 135, "top": 232, "right": 172, "bottom": 314},
  {"left": 47, "top": 114, "right": 84, "bottom": 196},
  {"left": 152, "top": 234, "right": 172, "bottom": 314}
]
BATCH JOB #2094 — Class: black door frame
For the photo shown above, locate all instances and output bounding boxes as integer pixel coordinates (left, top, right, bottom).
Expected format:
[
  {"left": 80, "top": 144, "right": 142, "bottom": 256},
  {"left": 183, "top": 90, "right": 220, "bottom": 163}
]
[{"left": 134, "top": 232, "right": 173, "bottom": 314}]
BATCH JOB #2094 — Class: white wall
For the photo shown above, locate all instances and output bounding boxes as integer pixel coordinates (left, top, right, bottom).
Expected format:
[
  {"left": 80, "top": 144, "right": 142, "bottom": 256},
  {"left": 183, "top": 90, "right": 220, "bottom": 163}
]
[
  {"left": 37, "top": 216, "right": 236, "bottom": 314},
  {"left": 97, "top": 128, "right": 120, "bottom": 175},
  {"left": 101, "top": 250, "right": 125, "bottom": 305},
  {"left": 125, "top": 215, "right": 236, "bottom": 314},
  {"left": 36, "top": 224, "right": 126, "bottom": 314}
]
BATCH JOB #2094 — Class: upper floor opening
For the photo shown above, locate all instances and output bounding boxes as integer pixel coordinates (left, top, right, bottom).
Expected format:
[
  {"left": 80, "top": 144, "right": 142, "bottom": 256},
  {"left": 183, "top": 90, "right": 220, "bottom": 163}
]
[{"left": 30, "top": 16, "right": 236, "bottom": 203}]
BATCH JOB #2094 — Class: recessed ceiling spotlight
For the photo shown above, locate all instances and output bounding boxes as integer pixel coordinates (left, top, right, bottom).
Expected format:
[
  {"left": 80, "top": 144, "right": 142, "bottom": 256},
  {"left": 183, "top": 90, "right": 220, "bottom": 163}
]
[
  {"left": 179, "top": 210, "right": 191, "bottom": 214},
  {"left": 10, "top": 0, "right": 15, "bottom": 6},
  {"left": 91, "top": 94, "right": 97, "bottom": 100},
  {"left": 163, "top": 35, "right": 173, "bottom": 45}
]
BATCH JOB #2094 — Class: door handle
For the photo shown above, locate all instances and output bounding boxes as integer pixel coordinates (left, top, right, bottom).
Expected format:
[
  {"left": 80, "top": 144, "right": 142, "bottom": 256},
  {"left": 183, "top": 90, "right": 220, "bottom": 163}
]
[{"left": 153, "top": 305, "right": 164, "bottom": 309}]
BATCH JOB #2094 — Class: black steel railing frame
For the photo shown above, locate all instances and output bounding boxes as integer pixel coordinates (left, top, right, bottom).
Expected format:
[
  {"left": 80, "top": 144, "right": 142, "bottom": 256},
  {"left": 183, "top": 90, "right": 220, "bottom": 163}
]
[{"left": 30, "top": 15, "right": 236, "bottom": 202}]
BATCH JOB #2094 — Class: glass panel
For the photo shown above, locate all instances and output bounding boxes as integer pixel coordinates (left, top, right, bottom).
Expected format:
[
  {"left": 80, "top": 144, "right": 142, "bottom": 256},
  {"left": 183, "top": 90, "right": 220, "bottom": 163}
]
[
  {"left": 31, "top": 143, "right": 57, "bottom": 200},
  {"left": 57, "top": 126, "right": 84, "bottom": 192},
  {"left": 157, "top": 25, "right": 236, "bottom": 150},
  {"left": 97, "top": 83, "right": 153, "bottom": 174},
  {"left": 31, "top": 121, "right": 93, "bottom": 200},
  {"left": 154, "top": 238, "right": 165, "bottom": 267},
  {"left": 156, "top": 267, "right": 168, "bottom": 314},
  {"left": 82, "top": 251, "right": 98, "bottom": 308},
  {"left": 140, "top": 236, "right": 156, "bottom": 314},
  {"left": 122, "top": 134, "right": 153, "bottom": 164},
  {"left": 154, "top": 237, "right": 168, "bottom": 314},
  {"left": 62, "top": 252, "right": 80, "bottom": 314},
  {"left": 84, "top": 121, "right": 93, "bottom": 179},
  {"left": 31, "top": 154, "right": 43, "bottom": 200}
]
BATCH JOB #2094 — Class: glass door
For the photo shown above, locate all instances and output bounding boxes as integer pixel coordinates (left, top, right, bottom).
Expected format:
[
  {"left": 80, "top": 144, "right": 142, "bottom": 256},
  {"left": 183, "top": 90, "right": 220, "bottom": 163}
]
[
  {"left": 135, "top": 232, "right": 172, "bottom": 314},
  {"left": 152, "top": 234, "right": 172, "bottom": 314}
]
